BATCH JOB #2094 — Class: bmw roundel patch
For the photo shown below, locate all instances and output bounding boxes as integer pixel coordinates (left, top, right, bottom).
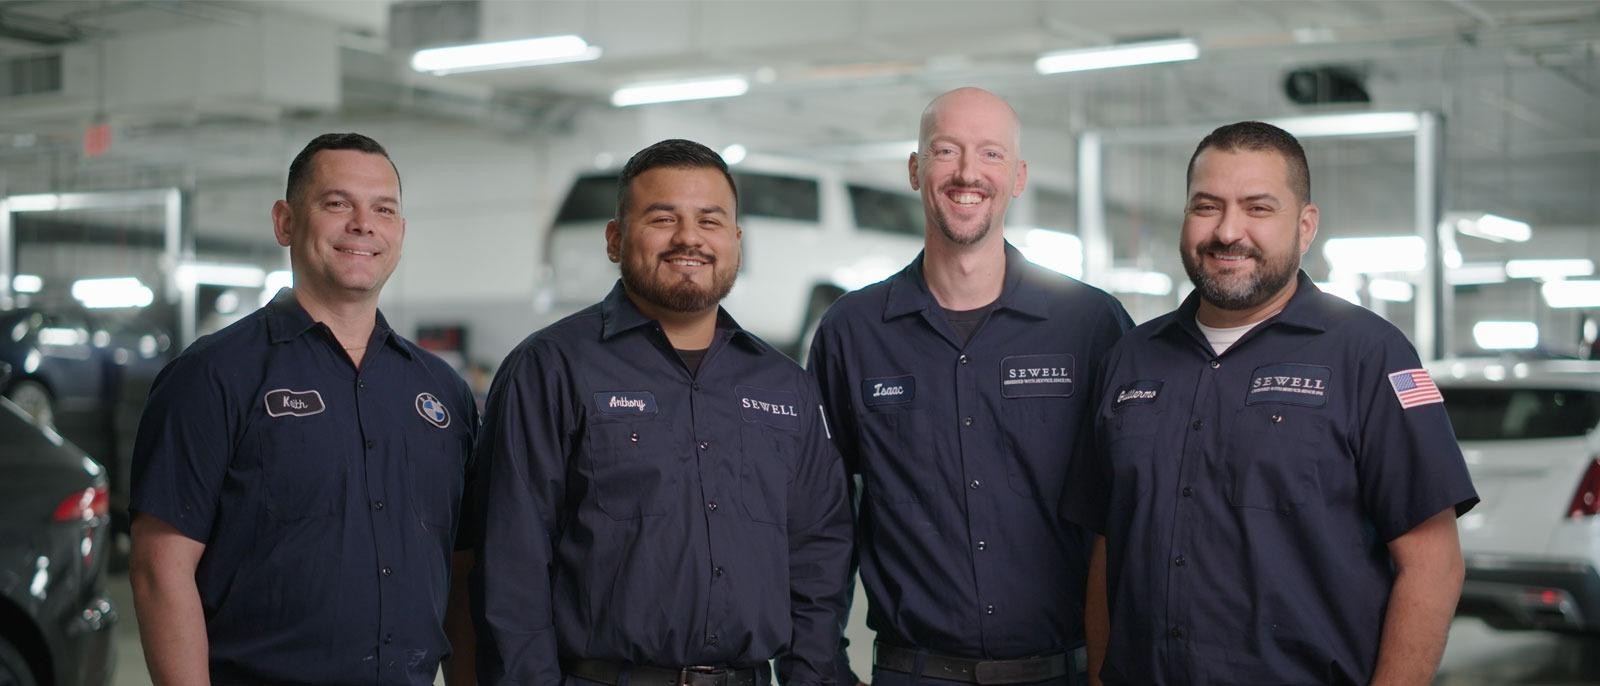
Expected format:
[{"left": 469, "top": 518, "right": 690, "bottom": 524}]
[{"left": 415, "top": 392, "right": 450, "bottom": 429}]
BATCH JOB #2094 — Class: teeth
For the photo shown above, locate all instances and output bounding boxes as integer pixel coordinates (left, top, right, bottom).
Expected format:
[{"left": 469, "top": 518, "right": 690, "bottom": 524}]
[
  {"left": 340, "top": 248, "right": 374, "bottom": 256},
  {"left": 951, "top": 192, "right": 983, "bottom": 205},
  {"left": 670, "top": 259, "right": 705, "bottom": 267}
]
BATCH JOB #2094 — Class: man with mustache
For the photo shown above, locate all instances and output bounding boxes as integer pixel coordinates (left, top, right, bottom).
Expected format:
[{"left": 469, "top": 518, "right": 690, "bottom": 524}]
[
  {"left": 470, "top": 139, "right": 852, "bottom": 686},
  {"left": 1066, "top": 121, "right": 1478, "bottom": 684},
  {"left": 129, "top": 133, "right": 479, "bottom": 684},
  {"left": 808, "top": 87, "right": 1130, "bottom": 686}
]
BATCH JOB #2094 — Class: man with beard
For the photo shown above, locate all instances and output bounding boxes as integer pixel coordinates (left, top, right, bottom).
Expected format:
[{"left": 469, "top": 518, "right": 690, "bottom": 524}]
[
  {"left": 1065, "top": 121, "right": 1477, "bottom": 685},
  {"left": 808, "top": 87, "right": 1130, "bottom": 686},
  {"left": 470, "top": 138, "right": 852, "bottom": 686}
]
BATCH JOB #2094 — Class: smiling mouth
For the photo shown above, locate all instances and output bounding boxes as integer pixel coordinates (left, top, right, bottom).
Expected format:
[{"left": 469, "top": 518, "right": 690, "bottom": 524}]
[{"left": 338, "top": 247, "right": 377, "bottom": 257}]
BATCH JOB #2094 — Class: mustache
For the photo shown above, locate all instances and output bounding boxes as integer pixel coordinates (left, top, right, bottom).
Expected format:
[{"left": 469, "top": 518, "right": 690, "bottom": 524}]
[
  {"left": 1196, "top": 241, "right": 1260, "bottom": 259},
  {"left": 659, "top": 248, "right": 715, "bottom": 264},
  {"left": 939, "top": 181, "right": 996, "bottom": 196}
]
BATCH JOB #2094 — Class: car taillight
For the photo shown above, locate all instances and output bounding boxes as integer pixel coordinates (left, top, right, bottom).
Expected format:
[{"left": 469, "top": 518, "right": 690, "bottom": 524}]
[
  {"left": 1567, "top": 458, "right": 1600, "bottom": 518},
  {"left": 52, "top": 485, "right": 108, "bottom": 523}
]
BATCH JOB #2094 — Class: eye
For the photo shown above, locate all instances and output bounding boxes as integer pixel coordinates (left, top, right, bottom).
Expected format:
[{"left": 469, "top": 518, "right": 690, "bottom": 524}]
[
  {"left": 325, "top": 199, "right": 350, "bottom": 210},
  {"left": 1190, "top": 203, "right": 1218, "bottom": 214},
  {"left": 932, "top": 146, "right": 957, "bottom": 158},
  {"left": 982, "top": 149, "right": 1005, "bottom": 161},
  {"left": 375, "top": 206, "right": 398, "bottom": 216}
]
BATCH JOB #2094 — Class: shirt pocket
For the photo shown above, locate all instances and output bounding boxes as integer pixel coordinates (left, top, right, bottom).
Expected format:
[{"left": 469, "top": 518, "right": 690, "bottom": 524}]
[
  {"left": 858, "top": 406, "right": 925, "bottom": 505},
  {"left": 739, "top": 424, "right": 796, "bottom": 526},
  {"left": 586, "top": 418, "right": 676, "bottom": 520},
  {"left": 1103, "top": 404, "right": 1165, "bottom": 502},
  {"left": 259, "top": 419, "right": 347, "bottom": 521},
  {"left": 407, "top": 428, "right": 470, "bottom": 533},
  {"left": 1003, "top": 396, "right": 1074, "bottom": 500},
  {"left": 1225, "top": 406, "right": 1326, "bottom": 514}
]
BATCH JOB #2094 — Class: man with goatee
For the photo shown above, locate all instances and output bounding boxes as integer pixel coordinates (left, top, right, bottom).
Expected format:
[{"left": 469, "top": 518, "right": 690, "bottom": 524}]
[{"left": 470, "top": 138, "right": 852, "bottom": 686}]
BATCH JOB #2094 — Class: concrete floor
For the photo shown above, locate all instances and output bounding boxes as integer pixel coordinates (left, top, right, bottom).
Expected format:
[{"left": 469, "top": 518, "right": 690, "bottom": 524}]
[{"left": 105, "top": 571, "right": 1600, "bottom": 685}]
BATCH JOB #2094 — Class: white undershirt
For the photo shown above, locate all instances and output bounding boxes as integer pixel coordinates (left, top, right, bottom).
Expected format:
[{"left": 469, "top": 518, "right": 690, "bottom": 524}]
[{"left": 1196, "top": 319, "right": 1260, "bottom": 356}]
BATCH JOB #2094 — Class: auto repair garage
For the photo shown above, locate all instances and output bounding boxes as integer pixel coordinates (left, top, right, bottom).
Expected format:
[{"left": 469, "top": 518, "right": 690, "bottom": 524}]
[{"left": 0, "top": 1, "right": 1598, "bottom": 685}]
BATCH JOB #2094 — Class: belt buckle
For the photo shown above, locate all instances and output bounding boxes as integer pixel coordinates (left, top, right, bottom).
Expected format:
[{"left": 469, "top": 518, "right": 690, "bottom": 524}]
[{"left": 678, "top": 666, "right": 728, "bottom": 686}]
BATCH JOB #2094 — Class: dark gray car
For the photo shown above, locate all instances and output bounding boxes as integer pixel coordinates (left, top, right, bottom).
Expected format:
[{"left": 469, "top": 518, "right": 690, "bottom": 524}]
[{"left": 0, "top": 361, "right": 116, "bottom": 686}]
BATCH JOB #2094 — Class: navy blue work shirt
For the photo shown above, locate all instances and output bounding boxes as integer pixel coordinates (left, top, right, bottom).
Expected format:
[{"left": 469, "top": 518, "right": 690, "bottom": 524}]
[
  {"left": 807, "top": 243, "right": 1131, "bottom": 671},
  {"left": 469, "top": 281, "right": 852, "bottom": 686},
  {"left": 130, "top": 289, "right": 477, "bottom": 685},
  {"left": 1064, "top": 271, "right": 1478, "bottom": 685}
]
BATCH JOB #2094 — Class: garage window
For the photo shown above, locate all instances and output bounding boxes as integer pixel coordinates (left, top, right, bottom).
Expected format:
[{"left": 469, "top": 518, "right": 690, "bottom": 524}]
[{"left": 1442, "top": 388, "right": 1600, "bottom": 440}]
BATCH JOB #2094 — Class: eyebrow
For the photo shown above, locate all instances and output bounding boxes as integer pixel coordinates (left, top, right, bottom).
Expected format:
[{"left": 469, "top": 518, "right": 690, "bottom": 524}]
[
  {"left": 321, "top": 189, "right": 400, "bottom": 206},
  {"left": 928, "top": 135, "right": 1010, "bottom": 151},
  {"left": 1187, "top": 191, "right": 1281, "bottom": 205},
  {"left": 642, "top": 202, "right": 728, "bottom": 216}
]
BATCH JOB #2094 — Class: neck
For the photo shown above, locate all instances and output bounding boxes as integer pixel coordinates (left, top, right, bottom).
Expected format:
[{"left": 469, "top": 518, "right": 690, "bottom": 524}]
[
  {"left": 1195, "top": 278, "right": 1299, "bottom": 329},
  {"left": 923, "top": 232, "right": 1006, "bottom": 310},
  {"left": 628, "top": 293, "right": 719, "bottom": 350},
  {"left": 291, "top": 287, "right": 379, "bottom": 351}
]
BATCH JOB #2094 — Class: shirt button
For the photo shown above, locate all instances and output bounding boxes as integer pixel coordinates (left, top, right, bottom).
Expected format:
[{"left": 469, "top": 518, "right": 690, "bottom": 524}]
[
  {"left": 692, "top": 382, "right": 702, "bottom": 391},
  {"left": 373, "top": 500, "right": 385, "bottom": 510},
  {"left": 976, "top": 540, "right": 987, "bottom": 551},
  {"left": 985, "top": 604, "right": 995, "bottom": 615},
  {"left": 959, "top": 354, "right": 969, "bottom": 365},
  {"left": 698, "top": 441, "right": 710, "bottom": 451},
  {"left": 1170, "top": 627, "right": 1185, "bottom": 639},
  {"left": 962, "top": 417, "right": 974, "bottom": 427},
  {"left": 358, "top": 380, "right": 366, "bottom": 389},
  {"left": 381, "top": 566, "right": 392, "bottom": 576},
  {"left": 365, "top": 440, "right": 374, "bottom": 449},
  {"left": 1181, "top": 486, "right": 1193, "bottom": 497},
  {"left": 969, "top": 479, "right": 982, "bottom": 490},
  {"left": 1210, "top": 360, "right": 1220, "bottom": 369},
  {"left": 384, "top": 633, "right": 393, "bottom": 645},
  {"left": 1271, "top": 413, "right": 1284, "bottom": 423},
  {"left": 707, "top": 501, "right": 718, "bottom": 512},
  {"left": 629, "top": 432, "right": 639, "bottom": 443},
  {"left": 1191, "top": 419, "right": 1203, "bottom": 431},
  {"left": 1174, "top": 555, "right": 1187, "bottom": 567},
  {"left": 706, "top": 634, "right": 719, "bottom": 646},
  {"left": 713, "top": 566, "right": 724, "bottom": 577}
]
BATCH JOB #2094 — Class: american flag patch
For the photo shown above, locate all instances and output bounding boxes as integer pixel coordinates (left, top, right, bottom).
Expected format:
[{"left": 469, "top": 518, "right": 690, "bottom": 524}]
[{"left": 1388, "top": 368, "right": 1443, "bottom": 409}]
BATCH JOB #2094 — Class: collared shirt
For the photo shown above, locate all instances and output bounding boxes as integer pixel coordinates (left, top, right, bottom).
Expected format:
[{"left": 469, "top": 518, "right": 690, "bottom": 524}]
[
  {"left": 807, "top": 242, "right": 1131, "bottom": 664},
  {"left": 130, "top": 289, "right": 477, "bottom": 685},
  {"left": 470, "top": 281, "right": 852, "bottom": 686},
  {"left": 1065, "top": 271, "right": 1479, "bottom": 685}
]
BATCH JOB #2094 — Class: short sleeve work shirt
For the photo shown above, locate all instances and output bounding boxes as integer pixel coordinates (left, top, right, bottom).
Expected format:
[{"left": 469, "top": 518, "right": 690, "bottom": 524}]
[
  {"left": 130, "top": 290, "right": 478, "bottom": 685},
  {"left": 808, "top": 243, "right": 1131, "bottom": 660},
  {"left": 1066, "top": 272, "right": 1478, "bottom": 685}
]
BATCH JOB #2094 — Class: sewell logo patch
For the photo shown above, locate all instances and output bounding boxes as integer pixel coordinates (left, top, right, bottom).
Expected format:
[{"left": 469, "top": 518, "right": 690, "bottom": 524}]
[
  {"left": 1247, "top": 363, "right": 1331, "bottom": 407},
  {"left": 593, "top": 391, "right": 659, "bottom": 418},
  {"left": 862, "top": 375, "right": 915, "bottom": 408},
  {"left": 264, "top": 388, "right": 325, "bottom": 418},
  {"left": 738, "top": 385, "right": 801, "bottom": 431},
  {"left": 1000, "top": 354, "right": 1075, "bottom": 398}
]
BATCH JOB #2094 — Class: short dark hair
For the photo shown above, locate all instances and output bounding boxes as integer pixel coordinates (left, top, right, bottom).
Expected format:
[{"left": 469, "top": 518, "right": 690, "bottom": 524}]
[
  {"left": 616, "top": 139, "right": 737, "bottom": 221},
  {"left": 285, "top": 133, "right": 400, "bottom": 203},
  {"left": 1186, "top": 121, "right": 1310, "bottom": 204}
]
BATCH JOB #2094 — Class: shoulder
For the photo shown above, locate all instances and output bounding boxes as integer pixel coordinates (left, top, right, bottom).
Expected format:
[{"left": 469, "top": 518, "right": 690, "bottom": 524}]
[
  {"left": 155, "top": 308, "right": 271, "bottom": 388},
  {"left": 1019, "top": 263, "right": 1130, "bottom": 325}
]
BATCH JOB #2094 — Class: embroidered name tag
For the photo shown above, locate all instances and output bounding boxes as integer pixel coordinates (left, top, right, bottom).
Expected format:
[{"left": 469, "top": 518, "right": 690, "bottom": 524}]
[
  {"left": 594, "top": 391, "right": 659, "bottom": 417},
  {"left": 1113, "top": 380, "right": 1163, "bottom": 409},
  {"left": 738, "top": 385, "right": 801, "bottom": 431},
  {"left": 1246, "top": 363, "right": 1331, "bottom": 407},
  {"left": 862, "top": 375, "right": 915, "bottom": 408},
  {"left": 1000, "top": 354, "right": 1075, "bottom": 398},
  {"left": 264, "top": 388, "right": 325, "bottom": 418}
]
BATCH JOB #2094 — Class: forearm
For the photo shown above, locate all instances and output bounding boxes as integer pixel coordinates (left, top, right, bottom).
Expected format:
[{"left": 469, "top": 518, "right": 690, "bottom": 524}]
[
  {"left": 1084, "top": 536, "right": 1109, "bottom": 686},
  {"left": 1370, "top": 519, "right": 1465, "bottom": 685},
  {"left": 130, "top": 565, "right": 211, "bottom": 686}
]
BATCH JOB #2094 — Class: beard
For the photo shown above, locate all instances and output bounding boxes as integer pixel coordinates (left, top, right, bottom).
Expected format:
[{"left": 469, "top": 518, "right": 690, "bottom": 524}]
[
  {"left": 1181, "top": 239, "right": 1300, "bottom": 311},
  {"left": 930, "top": 181, "right": 997, "bottom": 246},
  {"left": 619, "top": 246, "right": 738, "bottom": 314}
]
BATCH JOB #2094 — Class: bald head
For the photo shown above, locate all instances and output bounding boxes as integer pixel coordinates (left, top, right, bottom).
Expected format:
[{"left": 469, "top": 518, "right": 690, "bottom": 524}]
[{"left": 918, "top": 87, "right": 1022, "bottom": 154}]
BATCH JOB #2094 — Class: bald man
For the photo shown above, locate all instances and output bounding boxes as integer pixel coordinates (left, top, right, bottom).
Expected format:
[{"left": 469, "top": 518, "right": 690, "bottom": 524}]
[{"left": 808, "top": 88, "right": 1131, "bottom": 686}]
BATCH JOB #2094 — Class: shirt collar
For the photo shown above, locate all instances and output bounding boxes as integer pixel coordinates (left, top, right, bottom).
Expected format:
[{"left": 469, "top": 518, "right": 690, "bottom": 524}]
[
  {"left": 598, "top": 280, "right": 762, "bottom": 350},
  {"left": 1154, "top": 269, "right": 1330, "bottom": 341},
  {"left": 264, "top": 288, "right": 412, "bottom": 359},
  {"left": 882, "top": 241, "right": 1051, "bottom": 321}
]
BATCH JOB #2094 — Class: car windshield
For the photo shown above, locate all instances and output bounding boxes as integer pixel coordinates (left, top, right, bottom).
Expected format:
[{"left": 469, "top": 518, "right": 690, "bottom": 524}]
[
  {"left": 1442, "top": 387, "right": 1600, "bottom": 440},
  {"left": 551, "top": 171, "right": 821, "bottom": 227},
  {"left": 849, "top": 184, "right": 923, "bottom": 237}
]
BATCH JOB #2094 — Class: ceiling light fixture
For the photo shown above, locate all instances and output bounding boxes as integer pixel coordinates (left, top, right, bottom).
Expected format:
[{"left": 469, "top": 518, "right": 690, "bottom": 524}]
[
  {"left": 611, "top": 75, "right": 749, "bottom": 107},
  {"left": 1505, "top": 259, "right": 1594, "bottom": 280},
  {"left": 1035, "top": 38, "right": 1199, "bottom": 75},
  {"left": 411, "top": 35, "right": 601, "bottom": 75},
  {"left": 1452, "top": 212, "right": 1532, "bottom": 243}
]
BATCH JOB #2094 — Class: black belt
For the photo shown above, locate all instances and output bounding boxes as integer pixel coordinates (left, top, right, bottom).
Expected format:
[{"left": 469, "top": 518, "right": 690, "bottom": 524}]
[
  {"left": 564, "top": 659, "right": 764, "bottom": 686},
  {"left": 873, "top": 642, "right": 1069, "bottom": 685}
]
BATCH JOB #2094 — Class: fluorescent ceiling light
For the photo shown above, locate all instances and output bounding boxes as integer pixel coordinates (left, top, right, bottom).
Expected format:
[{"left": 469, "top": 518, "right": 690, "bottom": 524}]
[
  {"left": 1447, "top": 262, "right": 1507, "bottom": 286},
  {"left": 11, "top": 274, "right": 42, "bottom": 293},
  {"left": 1542, "top": 280, "right": 1600, "bottom": 309},
  {"left": 1314, "top": 281, "right": 1362, "bottom": 305},
  {"left": 1035, "top": 38, "right": 1199, "bottom": 75},
  {"left": 4, "top": 193, "right": 59, "bottom": 212},
  {"left": 1014, "top": 228, "right": 1083, "bottom": 279},
  {"left": 1452, "top": 212, "right": 1531, "bottom": 243},
  {"left": 611, "top": 76, "right": 748, "bottom": 107},
  {"left": 71, "top": 277, "right": 153, "bottom": 309},
  {"left": 1505, "top": 259, "right": 1594, "bottom": 280},
  {"left": 176, "top": 263, "right": 265, "bottom": 288},
  {"left": 1266, "top": 112, "right": 1421, "bottom": 138},
  {"left": 721, "top": 144, "right": 747, "bottom": 165},
  {"left": 1322, "top": 236, "right": 1426, "bottom": 274},
  {"left": 1368, "top": 278, "right": 1415, "bottom": 302},
  {"left": 1472, "top": 321, "right": 1538, "bottom": 351},
  {"left": 411, "top": 35, "right": 601, "bottom": 75},
  {"left": 1105, "top": 268, "right": 1173, "bottom": 296}
]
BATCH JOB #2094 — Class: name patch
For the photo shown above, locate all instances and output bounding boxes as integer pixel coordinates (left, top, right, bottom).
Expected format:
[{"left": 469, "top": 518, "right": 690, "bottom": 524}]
[
  {"left": 738, "top": 385, "right": 801, "bottom": 431},
  {"left": 1247, "top": 363, "right": 1332, "bottom": 407},
  {"left": 264, "top": 388, "right": 325, "bottom": 418},
  {"left": 594, "top": 391, "right": 659, "bottom": 417},
  {"left": 862, "top": 375, "right": 915, "bottom": 408},
  {"left": 1000, "top": 354, "right": 1075, "bottom": 398},
  {"left": 1113, "top": 380, "right": 1163, "bottom": 409}
]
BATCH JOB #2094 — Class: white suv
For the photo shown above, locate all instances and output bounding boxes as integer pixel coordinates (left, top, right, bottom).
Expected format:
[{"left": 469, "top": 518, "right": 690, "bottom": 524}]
[
  {"left": 537, "top": 155, "right": 926, "bottom": 355},
  {"left": 1431, "top": 357, "right": 1600, "bottom": 634}
]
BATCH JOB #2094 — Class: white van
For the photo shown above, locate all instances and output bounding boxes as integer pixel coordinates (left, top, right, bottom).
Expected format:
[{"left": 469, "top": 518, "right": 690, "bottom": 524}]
[{"left": 537, "top": 156, "right": 926, "bottom": 355}]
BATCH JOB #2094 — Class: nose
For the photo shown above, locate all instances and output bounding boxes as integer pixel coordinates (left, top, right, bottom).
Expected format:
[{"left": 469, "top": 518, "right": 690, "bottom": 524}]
[
  {"left": 346, "top": 206, "right": 375, "bottom": 234},
  {"left": 954, "top": 151, "right": 980, "bottom": 185},
  {"left": 668, "top": 214, "right": 703, "bottom": 247},
  {"left": 1212, "top": 206, "right": 1246, "bottom": 244}
]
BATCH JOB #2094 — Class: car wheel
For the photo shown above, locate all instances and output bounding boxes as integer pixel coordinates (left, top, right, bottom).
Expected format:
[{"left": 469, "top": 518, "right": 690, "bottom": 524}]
[
  {"left": 0, "top": 636, "right": 38, "bottom": 686},
  {"left": 3, "top": 380, "right": 53, "bottom": 429}
]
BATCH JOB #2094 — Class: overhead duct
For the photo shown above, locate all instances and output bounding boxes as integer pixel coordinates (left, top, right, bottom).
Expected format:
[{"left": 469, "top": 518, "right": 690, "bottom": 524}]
[{"left": 1283, "top": 65, "right": 1371, "bottom": 106}]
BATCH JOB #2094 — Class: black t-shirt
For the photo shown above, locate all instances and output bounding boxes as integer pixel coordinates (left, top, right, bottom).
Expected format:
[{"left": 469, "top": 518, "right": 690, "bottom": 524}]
[
  {"left": 941, "top": 302, "right": 996, "bottom": 346},
  {"left": 676, "top": 347, "right": 709, "bottom": 376}
]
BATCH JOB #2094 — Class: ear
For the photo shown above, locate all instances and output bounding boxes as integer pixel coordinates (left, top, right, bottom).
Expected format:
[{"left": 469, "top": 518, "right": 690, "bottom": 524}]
[
  {"left": 605, "top": 218, "right": 622, "bottom": 263},
  {"left": 907, "top": 151, "right": 921, "bottom": 191},
  {"left": 1297, "top": 202, "right": 1320, "bottom": 255},
  {"left": 271, "top": 199, "right": 293, "bottom": 248},
  {"left": 1012, "top": 159, "right": 1029, "bottom": 198}
]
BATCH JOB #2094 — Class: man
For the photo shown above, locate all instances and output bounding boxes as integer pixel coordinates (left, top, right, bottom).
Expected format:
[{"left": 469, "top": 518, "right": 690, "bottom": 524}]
[
  {"left": 471, "top": 139, "right": 852, "bottom": 686},
  {"left": 129, "top": 133, "right": 479, "bottom": 684},
  {"left": 1069, "top": 121, "right": 1478, "bottom": 684},
  {"left": 808, "top": 87, "right": 1131, "bottom": 686}
]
